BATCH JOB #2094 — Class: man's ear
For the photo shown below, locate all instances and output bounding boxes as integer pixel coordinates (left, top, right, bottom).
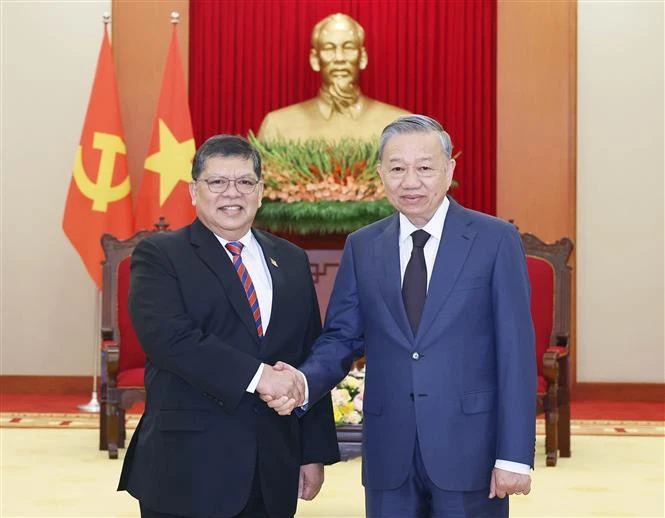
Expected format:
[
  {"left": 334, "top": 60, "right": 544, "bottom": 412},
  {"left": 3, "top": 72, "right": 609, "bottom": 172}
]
[
  {"left": 359, "top": 47, "right": 368, "bottom": 70},
  {"left": 377, "top": 162, "right": 386, "bottom": 184},
  {"left": 446, "top": 159, "right": 456, "bottom": 185},
  {"left": 189, "top": 181, "right": 197, "bottom": 206},
  {"left": 309, "top": 49, "right": 321, "bottom": 72}
]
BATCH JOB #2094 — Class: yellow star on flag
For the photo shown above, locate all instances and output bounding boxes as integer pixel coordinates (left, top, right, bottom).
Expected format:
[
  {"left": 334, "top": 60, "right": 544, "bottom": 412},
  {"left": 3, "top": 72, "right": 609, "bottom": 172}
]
[{"left": 144, "top": 119, "right": 195, "bottom": 206}]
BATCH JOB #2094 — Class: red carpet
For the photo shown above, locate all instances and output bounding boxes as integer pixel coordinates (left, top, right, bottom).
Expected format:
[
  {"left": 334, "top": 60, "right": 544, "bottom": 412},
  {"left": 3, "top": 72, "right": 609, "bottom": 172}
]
[
  {"left": 0, "top": 393, "right": 662, "bottom": 420},
  {"left": 0, "top": 394, "right": 144, "bottom": 414},
  {"left": 569, "top": 399, "right": 664, "bottom": 421}
]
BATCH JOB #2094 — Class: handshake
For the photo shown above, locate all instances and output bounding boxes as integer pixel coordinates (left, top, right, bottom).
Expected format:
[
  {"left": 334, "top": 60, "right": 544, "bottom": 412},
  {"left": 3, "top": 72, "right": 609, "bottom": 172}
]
[{"left": 256, "top": 361, "right": 306, "bottom": 416}]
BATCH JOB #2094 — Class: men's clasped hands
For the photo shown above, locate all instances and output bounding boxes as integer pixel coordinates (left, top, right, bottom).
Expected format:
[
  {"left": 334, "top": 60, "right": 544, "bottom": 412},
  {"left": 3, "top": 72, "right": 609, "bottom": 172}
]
[{"left": 256, "top": 361, "right": 307, "bottom": 415}]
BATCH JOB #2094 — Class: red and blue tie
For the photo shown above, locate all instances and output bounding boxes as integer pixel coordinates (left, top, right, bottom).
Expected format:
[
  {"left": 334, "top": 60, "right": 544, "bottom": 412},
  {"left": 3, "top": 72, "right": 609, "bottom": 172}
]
[{"left": 225, "top": 241, "right": 263, "bottom": 337}]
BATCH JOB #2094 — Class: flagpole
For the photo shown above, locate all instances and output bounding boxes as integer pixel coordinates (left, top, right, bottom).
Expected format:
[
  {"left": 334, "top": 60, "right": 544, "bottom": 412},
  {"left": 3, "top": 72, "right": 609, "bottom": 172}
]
[
  {"left": 77, "top": 12, "right": 110, "bottom": 414},
  {"left": 78, "top": 285, "right": 101, "bottom": 412}
]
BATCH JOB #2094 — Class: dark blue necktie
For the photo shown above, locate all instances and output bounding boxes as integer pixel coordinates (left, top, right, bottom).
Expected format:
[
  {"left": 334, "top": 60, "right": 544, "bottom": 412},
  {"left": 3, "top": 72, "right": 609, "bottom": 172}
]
[{"left": 402, "top": 230, "right": 430, "bottom": 335}]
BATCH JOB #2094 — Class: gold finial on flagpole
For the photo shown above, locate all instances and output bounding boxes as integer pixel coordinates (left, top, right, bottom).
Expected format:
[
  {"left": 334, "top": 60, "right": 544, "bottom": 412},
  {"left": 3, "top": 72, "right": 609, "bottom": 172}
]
[
  {"left": 102, "top": 12, "right": 111, "bottom": 25},
  {"left": 171, "top": 11, "right": 180, "bottom": 24}
]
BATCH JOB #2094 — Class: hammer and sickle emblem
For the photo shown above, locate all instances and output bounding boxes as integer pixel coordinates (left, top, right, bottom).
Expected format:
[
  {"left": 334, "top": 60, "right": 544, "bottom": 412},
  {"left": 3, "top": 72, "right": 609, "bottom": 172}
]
[{"left": 73, "top": 132, "right": 131, "bottom": 212}]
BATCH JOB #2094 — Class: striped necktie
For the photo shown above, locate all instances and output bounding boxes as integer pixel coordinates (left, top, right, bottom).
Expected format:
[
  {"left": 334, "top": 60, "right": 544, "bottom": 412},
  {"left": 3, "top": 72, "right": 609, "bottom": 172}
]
[{"left": 225, "top": 241, "right": 263, "bottom": 337}]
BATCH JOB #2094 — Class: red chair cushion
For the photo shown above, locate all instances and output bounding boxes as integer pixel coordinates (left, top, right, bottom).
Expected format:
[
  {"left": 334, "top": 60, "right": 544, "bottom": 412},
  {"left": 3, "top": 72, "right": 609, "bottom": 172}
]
[
  {"left": 117, "top": 257, "right": 146, "bottom": 374},
  {"left": 118, "top": 367, "right": 145, "bottom": 388},
  {"left": 547, "top": 345, "right": 567, "bottom": 356},
  {"left": 537, "top": 375, "right": 547, "bottom": 395},
  {"left": 526, "top": 256, "right": 555, "bottom": 377}
]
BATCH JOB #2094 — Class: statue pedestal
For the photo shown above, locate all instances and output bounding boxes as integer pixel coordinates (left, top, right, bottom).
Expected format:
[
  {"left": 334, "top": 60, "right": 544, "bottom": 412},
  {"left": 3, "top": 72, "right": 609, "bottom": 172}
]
[
  {"left": 273, "top": 232, "right": 347, "bottom": 321},
  {"left": 273, "top": 232, "right": 347, "bottom": 250},
  {"left": 336, "top": 424, "right": 363, "bottom": 461}
]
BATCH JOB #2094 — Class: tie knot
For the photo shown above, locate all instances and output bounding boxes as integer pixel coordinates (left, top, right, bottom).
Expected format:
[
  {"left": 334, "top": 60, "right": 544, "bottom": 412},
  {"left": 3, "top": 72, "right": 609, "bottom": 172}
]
[
  {"left": 225, "top": 241, "right": 244, "bottom": 256},
  {"left": 411, "top": 230, "right": 430, "bottom": 248}
]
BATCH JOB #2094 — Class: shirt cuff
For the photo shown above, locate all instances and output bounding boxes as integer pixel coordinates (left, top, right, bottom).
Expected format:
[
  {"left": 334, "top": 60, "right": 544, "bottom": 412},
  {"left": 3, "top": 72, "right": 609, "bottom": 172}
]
[
  {"left": 246, "top": 363, "right": 265, "bottom": 393},
  {"left": 494, "top": 460, "right": 531, "bottom": 475},
  {"left": 299, "top": 370, "right": 309, "bottom": 408}
]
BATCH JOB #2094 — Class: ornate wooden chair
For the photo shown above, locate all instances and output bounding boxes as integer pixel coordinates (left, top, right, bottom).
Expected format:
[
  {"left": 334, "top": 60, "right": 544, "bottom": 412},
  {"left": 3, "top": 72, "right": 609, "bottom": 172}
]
[
  {"left": 521, "top": 232, "right": 574, "bottom": 466},
  {"left": 99, "top": 218, "right": 169, "bottom": 459}
]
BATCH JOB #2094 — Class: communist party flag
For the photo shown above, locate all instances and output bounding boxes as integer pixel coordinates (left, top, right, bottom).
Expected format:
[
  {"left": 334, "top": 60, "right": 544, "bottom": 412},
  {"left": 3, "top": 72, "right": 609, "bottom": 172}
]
[
  {"left": 134, "top": 23, "right": 196, "bottom": 231},
  {"left": 62, "top": 24, "right": 133, "bottom": 289}
]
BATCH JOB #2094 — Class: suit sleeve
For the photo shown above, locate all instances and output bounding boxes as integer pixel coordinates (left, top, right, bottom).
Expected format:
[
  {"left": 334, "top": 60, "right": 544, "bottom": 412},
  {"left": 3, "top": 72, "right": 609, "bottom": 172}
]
[
  {"left": 299, "top": 237, "right": 366, "bottom": 406},
  {"left": 492, "top": 226, "right": 538, "bottom": 467},
  {"left": 298, "top": 261, "right": 341, "bottom": 466},
  {"left": 128, "top": 238, "right": 261, "bottom": 412}
]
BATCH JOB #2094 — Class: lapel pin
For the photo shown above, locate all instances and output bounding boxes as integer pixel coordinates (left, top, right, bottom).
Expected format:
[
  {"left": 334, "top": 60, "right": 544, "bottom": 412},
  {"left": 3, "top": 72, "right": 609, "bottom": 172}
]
[{"left": 270, "top": 257, "right": 279, "bottom": 268}]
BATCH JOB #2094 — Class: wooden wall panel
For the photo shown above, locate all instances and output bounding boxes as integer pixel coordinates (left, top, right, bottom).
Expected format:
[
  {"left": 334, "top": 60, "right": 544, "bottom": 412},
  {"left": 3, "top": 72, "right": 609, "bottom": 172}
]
[{"left": 496, "top": 1, "right": 576, "bottom": 242}]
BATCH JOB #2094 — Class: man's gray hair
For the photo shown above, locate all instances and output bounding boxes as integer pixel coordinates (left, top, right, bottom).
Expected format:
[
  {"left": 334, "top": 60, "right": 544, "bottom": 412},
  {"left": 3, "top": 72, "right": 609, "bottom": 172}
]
[{"left": 378, "top": 115, "right": 453, "bottom": 161}]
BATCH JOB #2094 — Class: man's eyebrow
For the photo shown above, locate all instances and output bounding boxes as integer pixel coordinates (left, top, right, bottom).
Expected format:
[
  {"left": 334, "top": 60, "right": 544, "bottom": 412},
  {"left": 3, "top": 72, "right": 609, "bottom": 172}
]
[{"left": 387, "top": 155, "right": 434, "bottom": 162}]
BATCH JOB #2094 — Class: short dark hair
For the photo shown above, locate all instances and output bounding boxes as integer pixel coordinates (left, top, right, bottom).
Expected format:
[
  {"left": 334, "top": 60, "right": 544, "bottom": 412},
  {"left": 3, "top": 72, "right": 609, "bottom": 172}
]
[{"left": 191, "top": 135, "right": 262, "bottom": 180}]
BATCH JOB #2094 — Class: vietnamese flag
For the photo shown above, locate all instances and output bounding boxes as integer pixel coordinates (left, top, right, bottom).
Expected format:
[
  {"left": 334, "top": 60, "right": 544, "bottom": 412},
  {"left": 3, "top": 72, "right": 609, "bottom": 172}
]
[
  {"left": 135, "top": 23, "right": 196, "bottom": 231},
  {"left": 62, "top": 24, "right": 134, "bottom": 289}
]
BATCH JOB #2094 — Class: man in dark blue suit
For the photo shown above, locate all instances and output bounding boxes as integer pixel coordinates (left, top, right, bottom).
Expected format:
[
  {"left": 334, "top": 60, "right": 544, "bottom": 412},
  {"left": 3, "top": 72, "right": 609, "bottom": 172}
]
[
  {"left": 267, "top": 115, "right": 536, "bottom": 517},
  {"left": 118, "top": 135, "right": 339, "bottom": 518}
]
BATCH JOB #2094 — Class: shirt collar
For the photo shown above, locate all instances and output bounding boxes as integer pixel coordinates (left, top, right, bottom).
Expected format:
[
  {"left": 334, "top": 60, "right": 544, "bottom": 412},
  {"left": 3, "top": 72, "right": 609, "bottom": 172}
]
[
  {"left": 316, "top": 89, "right": 365, "bottom": 120},
  {"left": 399, "top": 196, "right": 450, "bottom": 245},
  {"left": 215, "top": 229, "right": 256, "bottom": 254}
]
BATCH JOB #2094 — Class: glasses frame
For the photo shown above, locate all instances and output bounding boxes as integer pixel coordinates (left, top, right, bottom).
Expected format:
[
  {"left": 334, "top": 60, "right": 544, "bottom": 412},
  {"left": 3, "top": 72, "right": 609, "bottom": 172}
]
[{"left": 196, "top": 176, "right": 263, "bottom": 195}]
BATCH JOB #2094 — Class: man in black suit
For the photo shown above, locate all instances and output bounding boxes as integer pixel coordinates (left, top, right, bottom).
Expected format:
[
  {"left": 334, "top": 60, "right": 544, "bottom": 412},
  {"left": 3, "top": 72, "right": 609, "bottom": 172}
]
[{"left": 118, "top": 135, "right": 340, "bottom": 518}]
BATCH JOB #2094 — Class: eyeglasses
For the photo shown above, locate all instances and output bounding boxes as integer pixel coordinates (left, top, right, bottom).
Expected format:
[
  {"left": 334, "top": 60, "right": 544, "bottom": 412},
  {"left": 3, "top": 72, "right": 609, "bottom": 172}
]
[
  {"left": 197, "top": 176, "right": 262, "bottom": 194},
  {"left": 384, "top": 166, "right": 441, "bottom": 179}
]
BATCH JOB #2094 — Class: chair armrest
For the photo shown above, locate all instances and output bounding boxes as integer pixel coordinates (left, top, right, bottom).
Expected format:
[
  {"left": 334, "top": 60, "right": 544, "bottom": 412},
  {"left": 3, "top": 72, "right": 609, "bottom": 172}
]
[
  {"left": 542, "top": 350, "right": 561, "bottom": 383},
  {"left": 546, "top": 345, "right": 569, "bottom": 358},
  {"left": 102, "top": 340, "right": 120, "bottom": 380},
  {"left": 542, "top": 343, "right": 571, "bottom": 381}
]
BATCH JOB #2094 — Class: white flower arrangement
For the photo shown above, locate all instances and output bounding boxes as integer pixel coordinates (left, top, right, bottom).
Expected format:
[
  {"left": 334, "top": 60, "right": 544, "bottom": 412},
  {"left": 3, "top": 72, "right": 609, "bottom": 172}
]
[{"left": 332, "top": 367, "right": 365, "bottom": 425}]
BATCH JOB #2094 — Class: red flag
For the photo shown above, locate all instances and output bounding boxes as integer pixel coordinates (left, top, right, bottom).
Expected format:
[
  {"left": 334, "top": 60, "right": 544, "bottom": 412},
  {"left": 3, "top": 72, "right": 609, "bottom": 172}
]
[
  {"left": 135, "top": 24, "right": 196, "bottom": 231},
  {"left": 62, "top": 25, "right": 134, "bottom": 289}
]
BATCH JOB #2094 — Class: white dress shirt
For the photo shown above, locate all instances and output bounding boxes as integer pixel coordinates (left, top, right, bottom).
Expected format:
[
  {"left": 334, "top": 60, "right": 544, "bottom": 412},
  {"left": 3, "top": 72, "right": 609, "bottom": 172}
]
[
  {"left": 399, "top": 198, "right": 530, "bottom": 475},
  {"left": 213, "top": 230, "right": 272, "bottom": 393},
  {"left": 398, "top": 197, "right": 450, "bottom": 289}
]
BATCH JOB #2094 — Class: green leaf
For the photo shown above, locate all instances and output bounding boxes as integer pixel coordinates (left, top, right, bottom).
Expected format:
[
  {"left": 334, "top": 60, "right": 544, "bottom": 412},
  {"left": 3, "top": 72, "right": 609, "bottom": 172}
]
[{"left": 255, "top": 200, "right": 395, "bottom": 235}]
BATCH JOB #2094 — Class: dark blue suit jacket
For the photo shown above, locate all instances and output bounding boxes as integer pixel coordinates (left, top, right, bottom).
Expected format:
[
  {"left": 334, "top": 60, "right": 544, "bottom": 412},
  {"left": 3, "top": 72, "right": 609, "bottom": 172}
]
[
  {"left": 118, "top": 220, "right": 339, "bottom": 518},
  {"left": 300, "top": 198, "right": 536, "bottom": 492}
]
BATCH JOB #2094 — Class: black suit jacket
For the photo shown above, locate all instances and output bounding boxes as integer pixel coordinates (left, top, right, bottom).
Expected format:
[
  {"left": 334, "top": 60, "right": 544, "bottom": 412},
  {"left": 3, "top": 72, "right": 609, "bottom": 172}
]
[{"left": 118, "top": 219, "right": 340, "bottom": 518}]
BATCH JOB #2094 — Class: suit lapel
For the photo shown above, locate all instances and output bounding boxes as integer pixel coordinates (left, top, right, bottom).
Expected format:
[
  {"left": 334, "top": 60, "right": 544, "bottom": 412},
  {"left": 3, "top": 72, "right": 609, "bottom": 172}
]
[
  {"left": 189, "top": 220, "right": 262, "bottom": 346},
  {"left": 376, "top": 214, "right": 413, "bottom": 344},
  {"left": 417, "top": 199, "right": 477, "bottom": 344}
]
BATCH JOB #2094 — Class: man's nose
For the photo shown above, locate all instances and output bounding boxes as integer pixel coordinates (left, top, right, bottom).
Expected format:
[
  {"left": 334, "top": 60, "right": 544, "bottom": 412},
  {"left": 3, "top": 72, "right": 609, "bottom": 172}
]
[
  {"left": 224, "top": 180, "right": 243, "bottom": 196},
  {"left": 334, "top": 46, "right": 345, "bottom": 61},
  {"left": 401, "top": 167, "right": 422, "bottom": 187}
]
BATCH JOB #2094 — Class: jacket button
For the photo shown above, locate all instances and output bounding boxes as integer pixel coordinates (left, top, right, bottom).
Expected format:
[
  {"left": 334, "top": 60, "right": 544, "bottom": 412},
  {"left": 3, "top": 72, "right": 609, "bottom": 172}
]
[
  {"left": 412, "top": 352, "right": 420, "bottom": 360},
  {"left": 217, "top": 401, "right": 224, "bottom": 406}
]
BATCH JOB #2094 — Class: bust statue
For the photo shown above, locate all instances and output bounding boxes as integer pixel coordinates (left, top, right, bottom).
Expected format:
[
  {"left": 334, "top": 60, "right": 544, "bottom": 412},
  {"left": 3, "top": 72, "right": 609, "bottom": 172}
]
[{"left": 257, "top": 13, "right": 409, "bottom": 142}]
